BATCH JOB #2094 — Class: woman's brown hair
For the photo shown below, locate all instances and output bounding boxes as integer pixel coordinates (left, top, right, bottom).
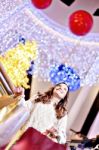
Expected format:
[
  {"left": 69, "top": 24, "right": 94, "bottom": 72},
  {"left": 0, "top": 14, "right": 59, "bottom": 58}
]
[{"left": 35, "top": 83, "right": 69, "bottom": 119}]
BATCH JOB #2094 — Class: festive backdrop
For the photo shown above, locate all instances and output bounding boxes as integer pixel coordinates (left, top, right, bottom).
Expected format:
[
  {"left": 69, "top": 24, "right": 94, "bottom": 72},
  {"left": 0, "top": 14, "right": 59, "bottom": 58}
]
[{"left": 0, "top": 0, "right": 99, "bottom": 90}]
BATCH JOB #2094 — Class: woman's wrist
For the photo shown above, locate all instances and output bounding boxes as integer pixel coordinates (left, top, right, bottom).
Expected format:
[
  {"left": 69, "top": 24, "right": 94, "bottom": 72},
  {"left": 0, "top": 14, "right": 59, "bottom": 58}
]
[{"left": 13, "top": 87, "right": 25, "bottom": 98}]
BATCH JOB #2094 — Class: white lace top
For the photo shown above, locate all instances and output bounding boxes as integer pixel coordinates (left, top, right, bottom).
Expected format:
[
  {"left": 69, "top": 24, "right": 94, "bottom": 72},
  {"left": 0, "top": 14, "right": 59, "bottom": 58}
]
[{"left": 24, "top": 98, "right": 67, "bottom": 144}]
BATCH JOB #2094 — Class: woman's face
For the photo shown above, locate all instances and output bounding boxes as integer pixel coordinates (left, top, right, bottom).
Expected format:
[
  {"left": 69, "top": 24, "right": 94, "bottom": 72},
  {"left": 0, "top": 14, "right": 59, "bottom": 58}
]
[{"left": 53, "top": 83, "right": 68, "bottom": 99}]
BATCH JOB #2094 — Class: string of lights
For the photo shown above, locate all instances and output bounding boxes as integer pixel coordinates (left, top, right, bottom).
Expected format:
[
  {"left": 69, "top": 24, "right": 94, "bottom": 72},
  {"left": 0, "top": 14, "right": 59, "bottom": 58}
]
[{"left": 0, "top": 0, "right": 99, "bottom": 88}]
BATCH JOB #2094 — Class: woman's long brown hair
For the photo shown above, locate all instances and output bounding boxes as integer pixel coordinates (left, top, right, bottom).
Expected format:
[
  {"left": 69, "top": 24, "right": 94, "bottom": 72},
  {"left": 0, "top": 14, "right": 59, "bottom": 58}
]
[{"left": 35, "top": 83, "right": 69, "bottom": 119}]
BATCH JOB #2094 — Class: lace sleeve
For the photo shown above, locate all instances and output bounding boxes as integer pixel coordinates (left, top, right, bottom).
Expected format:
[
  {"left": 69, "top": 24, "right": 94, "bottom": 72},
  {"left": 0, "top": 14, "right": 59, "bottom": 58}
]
[
  {"left": 19, "top": 94, "right": 38, "bottom": 112},
  {"left": 56, "top": 114, "right": 67, "bottom": 144}
]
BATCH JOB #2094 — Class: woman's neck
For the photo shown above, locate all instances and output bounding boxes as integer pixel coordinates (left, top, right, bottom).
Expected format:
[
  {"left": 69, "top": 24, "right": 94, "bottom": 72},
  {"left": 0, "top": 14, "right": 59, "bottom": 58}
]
[{"left": 51, "top": 96, "right": 61, "bottom": 105}]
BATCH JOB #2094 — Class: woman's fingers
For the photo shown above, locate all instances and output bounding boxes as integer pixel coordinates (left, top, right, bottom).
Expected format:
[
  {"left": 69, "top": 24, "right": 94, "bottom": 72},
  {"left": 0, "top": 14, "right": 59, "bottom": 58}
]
[
  {"left": 14, "top": 87, "right": 24, "bottom": 96},
  {"left": 43, "top": 130, "right": 49, "bottom": 135},
  {"left": 49, "top": 127, "right": 57, "bottom": 133}
]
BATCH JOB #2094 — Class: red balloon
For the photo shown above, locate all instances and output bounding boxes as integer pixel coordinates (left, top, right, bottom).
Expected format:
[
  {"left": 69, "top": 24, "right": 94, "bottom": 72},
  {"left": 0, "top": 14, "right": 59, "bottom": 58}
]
[
  {"left": 31, "top": 0, "right": 52, "bottom": 9},
  {"left": 69, "top": 10, "right": 93, "bottom": 36}
]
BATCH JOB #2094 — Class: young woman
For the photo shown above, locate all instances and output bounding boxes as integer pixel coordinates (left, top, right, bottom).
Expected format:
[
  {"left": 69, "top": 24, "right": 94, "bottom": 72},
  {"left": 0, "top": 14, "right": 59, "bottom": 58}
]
[{"left": 0, "top": 82, "right": 69, "bottom": 148}]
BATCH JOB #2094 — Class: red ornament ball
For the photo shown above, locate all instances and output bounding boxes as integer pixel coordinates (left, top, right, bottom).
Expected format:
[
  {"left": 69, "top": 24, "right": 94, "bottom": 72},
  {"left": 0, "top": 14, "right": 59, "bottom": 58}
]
[
  {"left": 31, "top": 0, "right": 52, "bottom": 9},
  {"left": 69, "top": 10, "right": 93, "bottom": 36}
]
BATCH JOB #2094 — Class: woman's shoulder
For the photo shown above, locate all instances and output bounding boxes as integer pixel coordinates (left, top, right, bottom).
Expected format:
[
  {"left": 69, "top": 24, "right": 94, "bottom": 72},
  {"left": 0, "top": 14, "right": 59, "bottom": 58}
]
[
  {"left": 29, "top": 94, "right": 39, "bottom": 103},
  {"left": 58, "top": 113, "right": 68, "bottom": 122}
]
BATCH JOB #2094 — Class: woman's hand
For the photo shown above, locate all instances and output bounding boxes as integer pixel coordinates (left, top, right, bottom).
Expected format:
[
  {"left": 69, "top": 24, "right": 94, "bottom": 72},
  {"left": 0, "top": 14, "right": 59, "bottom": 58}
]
[
  {"left": 43, "top": 127, "right": 58, "bottom": 139},
  {"left": 13, "top": 87, "right": 24, "bottom": 97}
]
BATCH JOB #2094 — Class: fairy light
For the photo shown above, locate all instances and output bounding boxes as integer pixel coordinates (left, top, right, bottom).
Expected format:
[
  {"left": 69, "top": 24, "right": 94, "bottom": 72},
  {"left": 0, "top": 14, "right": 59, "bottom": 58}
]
[{"left": 0, "top": 0, "right": 98, "bottom": 87}]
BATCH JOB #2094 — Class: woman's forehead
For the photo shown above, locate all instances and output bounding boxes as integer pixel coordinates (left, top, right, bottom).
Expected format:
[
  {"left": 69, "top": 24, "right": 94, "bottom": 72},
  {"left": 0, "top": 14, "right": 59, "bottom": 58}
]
[{"left": 56, "top": 83, "right": 68, "bottom": 89}]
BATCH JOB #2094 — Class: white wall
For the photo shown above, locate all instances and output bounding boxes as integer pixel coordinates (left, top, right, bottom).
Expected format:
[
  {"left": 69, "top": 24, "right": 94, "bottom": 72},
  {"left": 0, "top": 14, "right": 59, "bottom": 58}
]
[{"left": 68, "top": 85, "right": 99, "bottom": 132}]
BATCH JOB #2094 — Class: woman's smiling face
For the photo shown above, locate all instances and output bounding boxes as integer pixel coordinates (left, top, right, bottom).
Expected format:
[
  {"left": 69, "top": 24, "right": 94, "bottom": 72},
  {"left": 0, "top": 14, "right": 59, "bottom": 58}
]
[{"left": 53, "top": 83, "right": 68, "bottom": 99}]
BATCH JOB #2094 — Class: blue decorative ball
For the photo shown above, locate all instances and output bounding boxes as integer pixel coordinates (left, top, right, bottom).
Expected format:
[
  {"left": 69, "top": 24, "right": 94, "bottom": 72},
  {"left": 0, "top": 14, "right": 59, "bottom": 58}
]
[{"left": 49, "top": 64, "right": 80, "bottom": 91}]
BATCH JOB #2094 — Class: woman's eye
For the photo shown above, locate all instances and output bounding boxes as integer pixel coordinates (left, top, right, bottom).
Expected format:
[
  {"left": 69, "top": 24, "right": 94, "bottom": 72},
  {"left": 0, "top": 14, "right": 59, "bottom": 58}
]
[{"left": 56, "top": 86, "right": 60, "bottom": 89}]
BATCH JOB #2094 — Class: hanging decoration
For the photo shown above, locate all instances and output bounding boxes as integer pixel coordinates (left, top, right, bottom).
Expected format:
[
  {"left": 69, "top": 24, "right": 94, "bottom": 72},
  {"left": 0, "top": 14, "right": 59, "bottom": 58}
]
[
  {"left": 49, "top": 64, "right": 80, "bottom": 91},
  {"left": 31, "top": 0, "right": 52, "bottom": 9},
  {"left": 27, "top": 61, "right": 34, "bottom": 75},
  {"left": 19, "top": 35, "right": 26, "bottom": 45},
  {"left": 0, "top": 41, "right": 38, "bottom": 89},
  {"left": 69, "top": 10, "right": 93, "bottom": 36}
]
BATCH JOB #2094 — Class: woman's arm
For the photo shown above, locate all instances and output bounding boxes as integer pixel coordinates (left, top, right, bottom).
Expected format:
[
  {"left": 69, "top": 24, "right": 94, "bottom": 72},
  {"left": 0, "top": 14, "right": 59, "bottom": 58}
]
[{"left": 56, "top": 114, "right": 67, "bottom": 144}]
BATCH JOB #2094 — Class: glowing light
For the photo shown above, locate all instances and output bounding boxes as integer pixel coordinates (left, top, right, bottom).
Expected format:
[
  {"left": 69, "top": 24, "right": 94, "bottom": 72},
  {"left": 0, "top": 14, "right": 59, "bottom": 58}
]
[
  {"left": 0, "top": 1, "right": 98, "bottom": 86},
  {"left": 0, "top": 40, "right": 38, "bottom": 88}
]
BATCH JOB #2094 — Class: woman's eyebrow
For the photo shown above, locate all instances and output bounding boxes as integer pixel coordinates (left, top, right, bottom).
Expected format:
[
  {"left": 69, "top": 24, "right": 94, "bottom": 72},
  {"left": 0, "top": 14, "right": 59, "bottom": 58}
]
[{"left": 56, "top": 85, "right": 60, "bottom": 87}]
